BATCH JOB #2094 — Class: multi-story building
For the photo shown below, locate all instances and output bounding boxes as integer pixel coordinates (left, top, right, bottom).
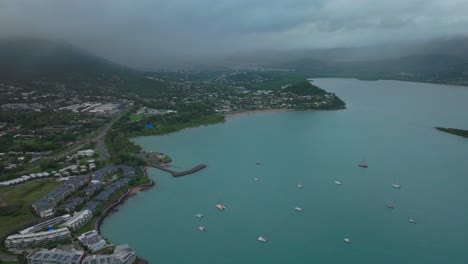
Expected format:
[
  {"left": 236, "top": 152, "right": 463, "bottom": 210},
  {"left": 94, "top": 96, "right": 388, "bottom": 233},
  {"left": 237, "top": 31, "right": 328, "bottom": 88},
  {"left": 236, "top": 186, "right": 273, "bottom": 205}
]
[
  {"left": 26, "top": 249, "right": 84, "bottom": 264},
  {"left": 77, "top": 230, "right": 107, "bottom": 252},
  {"left": 60, "top": 210, "right": 92, "bottom": 231},
  {"left": 81, "top": 244, "right": 136, "bottom": 264},
  {"left": 5, "top": 228, "right": 71, "bottom": 249},
  {"left": 113, "top": 244, "right": 137, "bottom": 264},
  {"left": 32, "top": 176, "right": 89, "bottom": 218},
  {"left": 19, "top": 214, "right": 71, "bottom": 234}
]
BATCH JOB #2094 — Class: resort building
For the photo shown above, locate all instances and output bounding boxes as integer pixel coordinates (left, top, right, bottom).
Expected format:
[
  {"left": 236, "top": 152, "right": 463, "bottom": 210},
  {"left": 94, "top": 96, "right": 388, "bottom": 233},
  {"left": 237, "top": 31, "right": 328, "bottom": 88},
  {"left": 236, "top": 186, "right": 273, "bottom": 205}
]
[
  {"left": 5, "top": 228, "right": 71, "bottom": 249},
  {"left": 81, "top": 244, "right": 136, "bottom": 264},
  {"left": 19, "top": 214, "right": 71, "bottom": 234},
  {"left": 32, "top": 175, "right": 89, "bottom": 218},
  {"left": 60, "top": 210, "right": 93, "bottom": 231},
  {"left": 26, "top": 248, "right": 84, "bottom": 264},
  {"left": 78, "top": 230, "right": 107, "bottom": 252}
]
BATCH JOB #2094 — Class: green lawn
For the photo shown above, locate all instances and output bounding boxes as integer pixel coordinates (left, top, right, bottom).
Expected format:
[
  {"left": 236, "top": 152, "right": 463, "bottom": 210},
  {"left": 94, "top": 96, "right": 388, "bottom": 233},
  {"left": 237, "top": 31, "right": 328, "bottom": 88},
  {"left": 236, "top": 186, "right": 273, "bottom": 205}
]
[
  {"left": 130, "top": 114, "right": 143, "bottom": 122},
  {"left": 0, "top": 260, "right": 18, "bottom": 264},
  {"left": 0, "top": 181, "right": 61, "bottom": 240}
]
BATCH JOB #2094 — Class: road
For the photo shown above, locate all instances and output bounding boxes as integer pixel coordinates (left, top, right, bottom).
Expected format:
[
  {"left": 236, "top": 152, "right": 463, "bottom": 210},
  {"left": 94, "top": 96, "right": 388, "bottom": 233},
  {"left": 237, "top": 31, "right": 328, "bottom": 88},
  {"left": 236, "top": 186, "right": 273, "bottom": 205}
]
[{"left": 48, "top": 106, "right": 131, "bottom": 162}]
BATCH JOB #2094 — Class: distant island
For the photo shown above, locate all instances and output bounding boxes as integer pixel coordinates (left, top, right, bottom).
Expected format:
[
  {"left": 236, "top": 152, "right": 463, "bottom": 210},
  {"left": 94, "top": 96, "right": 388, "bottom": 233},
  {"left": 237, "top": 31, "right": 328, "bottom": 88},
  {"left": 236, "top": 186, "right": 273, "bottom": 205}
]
[{"left": 435, "top": 127, "right": 468, "bottom": 138}]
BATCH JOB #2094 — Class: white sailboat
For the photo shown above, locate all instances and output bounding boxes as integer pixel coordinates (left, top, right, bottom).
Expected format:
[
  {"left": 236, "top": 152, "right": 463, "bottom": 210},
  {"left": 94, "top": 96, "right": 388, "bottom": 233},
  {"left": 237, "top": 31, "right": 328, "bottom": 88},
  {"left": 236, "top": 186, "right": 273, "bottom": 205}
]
[{"left": 294, "top": 207, "right": 303, "bottom": 212}]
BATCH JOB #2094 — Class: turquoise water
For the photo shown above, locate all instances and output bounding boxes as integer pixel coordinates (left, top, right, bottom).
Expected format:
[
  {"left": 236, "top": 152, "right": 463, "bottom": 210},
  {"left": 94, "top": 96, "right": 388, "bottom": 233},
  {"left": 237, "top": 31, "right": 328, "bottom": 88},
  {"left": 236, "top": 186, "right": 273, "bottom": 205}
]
[{"left": 102, "top": 79, "right": 468, "bottom": 263}]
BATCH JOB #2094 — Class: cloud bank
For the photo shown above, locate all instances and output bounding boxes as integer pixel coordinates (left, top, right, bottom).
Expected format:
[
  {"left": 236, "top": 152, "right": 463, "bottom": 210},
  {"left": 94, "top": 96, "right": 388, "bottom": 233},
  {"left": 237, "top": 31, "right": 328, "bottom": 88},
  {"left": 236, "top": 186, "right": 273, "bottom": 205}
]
[{"left": 1, "top": 0, "right": 467, "bottom": 68}]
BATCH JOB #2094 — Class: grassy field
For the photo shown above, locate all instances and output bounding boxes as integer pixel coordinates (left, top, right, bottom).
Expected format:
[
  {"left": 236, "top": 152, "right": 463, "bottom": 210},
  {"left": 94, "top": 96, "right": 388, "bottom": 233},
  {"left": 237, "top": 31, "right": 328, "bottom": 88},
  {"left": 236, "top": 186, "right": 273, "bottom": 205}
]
[
  {"left": 129, "top": 114, "right": 143, "bottom": 122},
  {"left": 0, "top": 180, "right": 61, "bottom": 240}
]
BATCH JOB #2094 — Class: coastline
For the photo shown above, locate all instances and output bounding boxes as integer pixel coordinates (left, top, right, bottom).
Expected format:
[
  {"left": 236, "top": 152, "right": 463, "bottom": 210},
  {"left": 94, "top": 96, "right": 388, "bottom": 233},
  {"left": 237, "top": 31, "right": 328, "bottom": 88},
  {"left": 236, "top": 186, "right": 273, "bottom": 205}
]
[
  {"left": 96, "top": 167, "right": 155, "bottom": 233},
  {"left": 223, "top": 108, "right": 294, "bottom": 117},
  {"left": 223, "top": 107, "right": 346, "bottom": 118}
]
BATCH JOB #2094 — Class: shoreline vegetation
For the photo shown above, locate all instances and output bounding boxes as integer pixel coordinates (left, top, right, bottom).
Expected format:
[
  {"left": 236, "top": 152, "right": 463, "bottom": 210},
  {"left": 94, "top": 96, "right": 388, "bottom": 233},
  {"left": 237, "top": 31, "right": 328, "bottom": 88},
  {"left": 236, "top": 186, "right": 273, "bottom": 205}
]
[{"left": 435, "top": 127, "right": 468, "bottom": 138}]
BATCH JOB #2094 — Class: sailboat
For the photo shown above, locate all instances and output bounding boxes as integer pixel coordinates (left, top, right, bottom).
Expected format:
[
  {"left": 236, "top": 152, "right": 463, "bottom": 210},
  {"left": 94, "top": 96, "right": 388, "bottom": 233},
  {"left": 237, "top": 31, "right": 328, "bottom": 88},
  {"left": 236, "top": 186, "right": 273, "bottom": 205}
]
[{"left": 358, "top": 158, "right": 368, "bottom": 168}]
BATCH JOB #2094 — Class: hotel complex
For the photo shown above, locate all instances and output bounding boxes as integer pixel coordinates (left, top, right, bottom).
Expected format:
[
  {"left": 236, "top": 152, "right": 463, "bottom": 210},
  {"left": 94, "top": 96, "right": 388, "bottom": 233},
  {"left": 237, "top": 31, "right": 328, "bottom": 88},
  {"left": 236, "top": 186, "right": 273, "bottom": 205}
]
[
  {"left": 60, "top": 210, "right": 93, "bottom": 231},
  {"left": 27, "top": 249, "right": 84, "bottom": 264},
  {"left": 5, "top": 228, "right": 71, "bottom": 248}
]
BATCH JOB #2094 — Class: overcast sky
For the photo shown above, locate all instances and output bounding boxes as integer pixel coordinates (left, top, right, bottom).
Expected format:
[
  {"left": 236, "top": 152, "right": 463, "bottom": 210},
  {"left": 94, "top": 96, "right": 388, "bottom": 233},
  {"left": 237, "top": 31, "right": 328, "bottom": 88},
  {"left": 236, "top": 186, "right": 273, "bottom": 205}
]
[{"left": 1, "top": 0, "right": 468, "bottom": 68}]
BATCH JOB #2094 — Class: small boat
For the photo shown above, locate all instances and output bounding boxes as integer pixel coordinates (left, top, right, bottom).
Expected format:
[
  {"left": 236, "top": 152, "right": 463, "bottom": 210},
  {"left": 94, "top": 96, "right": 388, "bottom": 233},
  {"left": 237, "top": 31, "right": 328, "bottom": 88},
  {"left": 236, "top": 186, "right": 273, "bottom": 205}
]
[
  {"left": 258, "top": 236, "right": 267, "bottom": 242},
  {"left": 334, "top": 181, "right": 342, "bottom": 185},
  {"left": 409, "top": 218, "right": 416, "bottom": 223},
  {"left": 216, "top": 203, "right": 225, "bottom": 210},
  {"left": 195, "top": 213, "right": 203, "bottom": 218},
  {"left": 392, "top": 184, "right": 401, "bottom": 189},
  {"left": 344, "top": 238, "right": 352, "bottom": 243},
  {"left": 386, "top": 203, "right": 394, "bottom": 209},
  {"left": 297, "top": 184, "right": 303, "bottom": 189},
  {"left": 294, "top": 207, "right": 303, "bottom": 212},
  {"left": 253, "top": 178, "right": 260, "bottom": 181},
  {"left": 198, "top": 226, "right": 206, "bottom": 232},
  {"left": 358, "top": 158, "right": 368, "bottom": 168},
  {"left": 256, "top": 162, "right": 261, "bottom": 165}
]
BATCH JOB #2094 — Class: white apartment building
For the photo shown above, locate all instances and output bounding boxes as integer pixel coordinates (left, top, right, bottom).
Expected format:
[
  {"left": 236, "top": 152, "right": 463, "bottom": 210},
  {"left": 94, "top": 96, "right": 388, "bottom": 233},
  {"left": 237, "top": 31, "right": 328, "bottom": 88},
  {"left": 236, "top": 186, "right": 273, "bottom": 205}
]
[
  {"left": 78, "top": 230, "right": 107, "bottom": 252},
  {"left": 20, "top": 214, "right": 71, "bottom": 234},
  {"left": 5, "top": 228, "right": 71, "bottom": 248},
  {"left": 60, "top": 210, "right": 92, "bottom": 231},
  {"left": 81, "top": 244, "right": 136, "bottom": 264}
]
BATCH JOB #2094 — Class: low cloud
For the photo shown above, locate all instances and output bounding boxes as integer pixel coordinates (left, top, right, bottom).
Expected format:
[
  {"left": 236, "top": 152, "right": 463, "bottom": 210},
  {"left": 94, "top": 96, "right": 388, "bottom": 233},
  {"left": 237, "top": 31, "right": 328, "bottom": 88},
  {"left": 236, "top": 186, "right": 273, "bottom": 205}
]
[{"left": 1, "top": 0, "right": 467, "bottom": 68}]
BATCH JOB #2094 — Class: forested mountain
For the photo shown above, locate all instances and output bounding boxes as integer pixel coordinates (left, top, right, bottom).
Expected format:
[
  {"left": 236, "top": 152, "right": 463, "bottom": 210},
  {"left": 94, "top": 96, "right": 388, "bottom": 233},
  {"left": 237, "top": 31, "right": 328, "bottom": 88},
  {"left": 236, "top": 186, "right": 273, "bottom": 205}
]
[{"left": 0, "top": 38, "right": 131, "bottom": 80}]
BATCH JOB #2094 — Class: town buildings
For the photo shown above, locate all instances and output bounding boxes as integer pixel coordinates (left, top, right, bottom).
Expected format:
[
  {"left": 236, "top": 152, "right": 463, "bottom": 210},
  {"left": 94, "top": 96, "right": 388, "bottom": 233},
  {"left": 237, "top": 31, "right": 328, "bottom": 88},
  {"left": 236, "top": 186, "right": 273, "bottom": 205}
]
[
  {"left": 19, "top": 215, "right": 71, "bottom": 234},
  {"left": 78, "top": 230, "right": 108, "bottom": 252},
  {"left": 81, "top": 244, "right": 136, "bottom": 264},
  {"left": 32, "top": 175, "right": 89, "bottom": 218},
  {"left": 5, "top": 228, "right": 71, "bottom": 249},
  {"left": 60, "top": 210, "right": 93, "bottom": 231},
  {"left": 26, "top": 249, "right": 84, "bottom": 264}
]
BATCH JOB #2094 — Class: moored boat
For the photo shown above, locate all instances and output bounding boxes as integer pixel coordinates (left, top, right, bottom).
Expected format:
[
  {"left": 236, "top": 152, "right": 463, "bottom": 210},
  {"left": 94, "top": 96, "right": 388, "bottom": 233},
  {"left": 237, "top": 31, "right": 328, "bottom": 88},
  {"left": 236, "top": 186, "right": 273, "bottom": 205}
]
[
  {"left": 198, "top": 226, "right": 206, "bottom": 232},
  {"left": 386, "top": 203, "right": 394, "bottom": 209},
  {"left": 358, "top": 158, "right": 368, "bottom": 168},
  {"left": 297, "top": 184, "right": 303, "bottom": 189},
  {"left": 409, "top": 218, "right": 416, "bottom": 223},
  {"left": 344, "top": 238, "right": 352, "bottom": 243},
  {"left": 294, "top": 207, "right": 303, "bottom": 212},
  {"left": 258, "top": 236, "right": 267, "bottom": 242},
  {"left": 334, "top": 181, "right": 342, "bottom": 185},
  {"left": 216, "top": 203, "right": 225, "bottom": 210},
  {"left": 392, "top": 184, "right": 401, "bottom": 189},
  {"left": 195, "top": 213, "right": 203, "bottom": 218}
]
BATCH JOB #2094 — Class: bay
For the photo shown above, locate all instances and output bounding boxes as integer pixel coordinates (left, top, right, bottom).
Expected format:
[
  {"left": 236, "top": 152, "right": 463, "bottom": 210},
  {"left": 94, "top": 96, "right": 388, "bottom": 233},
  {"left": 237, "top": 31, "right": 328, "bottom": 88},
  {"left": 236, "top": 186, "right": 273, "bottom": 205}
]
[{"left": 102, "top": 78, "right": 468, "bottom": 263}]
